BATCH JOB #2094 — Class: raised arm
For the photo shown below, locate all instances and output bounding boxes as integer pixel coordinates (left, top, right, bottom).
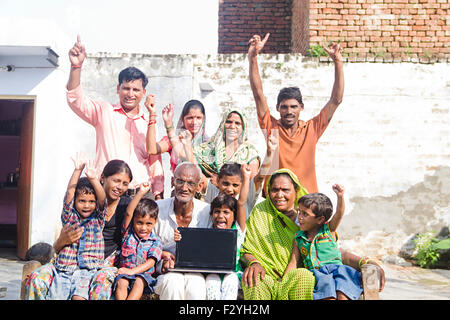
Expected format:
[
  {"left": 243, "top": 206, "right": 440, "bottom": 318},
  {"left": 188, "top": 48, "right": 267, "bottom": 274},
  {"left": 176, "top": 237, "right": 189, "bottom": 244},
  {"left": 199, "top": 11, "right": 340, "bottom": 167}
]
[
  {"left": 248, "top": 33, "right": 271, "bottom": 119},
  {"left": 161, "top": 104, "right": 187, "bottom": 158},
  {"left": 65, "top": 153, "right": 86, "bottom": 204},
  {"left": 85, "top": 160, "right": 106, "bottom": 211},
  {"left": 322, "top": 43, "right": 344, "bottom": 122},
  {"left": 328, "top": 184, "right": 345, "bottom": 234},
  {"left": 145, "top": 96, "right": 171, "bottom": 155},
  {"left": 178, "top": 130, "right": 195, "bottom": 163},
  {"left": 123, "top": 182, "right": 151, "bottom": 230},
  {"left": 237, "top": 164, "right": 251, "bottom": 231},
  {"left": 67, "top": 35, "right": 86, "bottom": 91},
  {"left": 253, "top": 131, "right": 278, "bottom": 192}
]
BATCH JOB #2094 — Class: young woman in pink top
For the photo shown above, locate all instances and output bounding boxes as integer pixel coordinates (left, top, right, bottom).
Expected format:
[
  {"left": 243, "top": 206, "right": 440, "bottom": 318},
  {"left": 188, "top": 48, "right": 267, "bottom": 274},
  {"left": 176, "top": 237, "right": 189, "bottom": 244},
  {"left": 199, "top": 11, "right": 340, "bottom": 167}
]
[{"left": 145, "top": 98, "right": 208, "bottom": 173}]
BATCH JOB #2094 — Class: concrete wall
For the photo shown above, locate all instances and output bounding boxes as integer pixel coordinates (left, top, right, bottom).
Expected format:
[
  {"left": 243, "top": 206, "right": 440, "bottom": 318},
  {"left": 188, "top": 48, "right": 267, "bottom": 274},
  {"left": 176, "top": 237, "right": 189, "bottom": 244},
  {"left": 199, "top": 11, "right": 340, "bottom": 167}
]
[
  {"left": 189, "top": 54, "right": 450, "bottom": 256},
  {"left": 79, "top": 54, "right": 450, "bottom": 257},
  {"left": 2, "top": 47, "right": 448, "bottom": 258}
]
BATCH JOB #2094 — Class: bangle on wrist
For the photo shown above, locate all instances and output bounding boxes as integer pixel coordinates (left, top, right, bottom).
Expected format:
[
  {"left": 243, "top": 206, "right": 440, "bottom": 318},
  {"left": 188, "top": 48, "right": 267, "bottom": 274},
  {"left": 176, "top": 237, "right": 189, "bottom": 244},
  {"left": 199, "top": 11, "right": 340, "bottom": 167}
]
[
  {"left": 358, "top": 257, "right": 371, "bottom": 268},
  {"left": 248, "top": 258, "right": 260, "bottom": 267},
  {"left": 166, "top": 124, "right": 174, "bottom": 131},
  {"left": 71, "top": 64, "right": 82, "bottom": 68},
  {"left": 148, "top": 120, "right": 156, "bottom": 126}
]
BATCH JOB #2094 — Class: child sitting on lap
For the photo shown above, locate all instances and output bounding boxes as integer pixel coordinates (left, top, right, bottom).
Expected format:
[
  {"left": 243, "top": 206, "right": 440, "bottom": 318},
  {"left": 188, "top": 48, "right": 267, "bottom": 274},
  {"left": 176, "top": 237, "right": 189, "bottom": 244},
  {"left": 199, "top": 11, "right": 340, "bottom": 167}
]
[
  {"left": 284, "top": 184, "right": 363, "bottom": 300},
  {"left": 114, "top": 182, "right": 162, "bottom": 300},
  {"left": 48, "top": 154, "right": 107, "bottom": 300}
]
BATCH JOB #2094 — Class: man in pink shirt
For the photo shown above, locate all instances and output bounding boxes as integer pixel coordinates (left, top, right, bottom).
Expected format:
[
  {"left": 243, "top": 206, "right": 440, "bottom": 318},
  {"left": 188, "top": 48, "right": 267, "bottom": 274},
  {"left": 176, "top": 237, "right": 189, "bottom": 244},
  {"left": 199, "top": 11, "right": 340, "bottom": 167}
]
[{"left": 66, "top": 35, "right": 164, "bottom": 199}]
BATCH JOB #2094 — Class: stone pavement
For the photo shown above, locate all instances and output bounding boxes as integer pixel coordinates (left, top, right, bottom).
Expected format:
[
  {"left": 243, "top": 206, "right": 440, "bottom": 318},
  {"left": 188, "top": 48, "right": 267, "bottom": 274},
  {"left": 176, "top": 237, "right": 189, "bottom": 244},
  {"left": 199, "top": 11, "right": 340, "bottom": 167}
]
[{"left": 0, "top": 247, "right": 449, "bottom": 300}]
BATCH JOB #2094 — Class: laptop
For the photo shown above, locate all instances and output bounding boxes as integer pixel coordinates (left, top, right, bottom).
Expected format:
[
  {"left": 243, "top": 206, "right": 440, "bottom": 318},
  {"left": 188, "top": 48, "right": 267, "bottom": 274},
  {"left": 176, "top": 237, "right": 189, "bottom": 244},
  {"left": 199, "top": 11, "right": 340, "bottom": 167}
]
[{"left": 169, "top": 227, "right": 237, "bottom": 274}]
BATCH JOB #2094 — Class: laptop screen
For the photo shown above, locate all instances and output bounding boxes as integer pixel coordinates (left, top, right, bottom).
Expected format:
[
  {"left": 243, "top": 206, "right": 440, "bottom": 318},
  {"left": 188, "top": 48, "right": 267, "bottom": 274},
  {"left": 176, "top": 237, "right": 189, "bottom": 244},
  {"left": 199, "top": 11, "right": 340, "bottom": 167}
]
[{"left": 175, "top": 227, "right": 237, "bottom": 271}]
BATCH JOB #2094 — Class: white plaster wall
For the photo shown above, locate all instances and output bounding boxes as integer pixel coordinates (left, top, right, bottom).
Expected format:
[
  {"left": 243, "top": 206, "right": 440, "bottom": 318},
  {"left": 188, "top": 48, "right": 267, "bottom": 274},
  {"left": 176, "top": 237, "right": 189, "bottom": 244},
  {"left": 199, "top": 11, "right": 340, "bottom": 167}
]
[
  {"left": 0, "top": 65, "right": 97, "bottom": 245},
  {"left": 0, "top": 18, "right": 96, "bottom": 245},
  {"left": 1, "top": 46, "right": 448, "bottom": 258},
  {"left": 82, "top": 54, "right": 449, "bottom": 249},
  {"left": 189, "top": 55, "right": 450, "bottom": 257}
]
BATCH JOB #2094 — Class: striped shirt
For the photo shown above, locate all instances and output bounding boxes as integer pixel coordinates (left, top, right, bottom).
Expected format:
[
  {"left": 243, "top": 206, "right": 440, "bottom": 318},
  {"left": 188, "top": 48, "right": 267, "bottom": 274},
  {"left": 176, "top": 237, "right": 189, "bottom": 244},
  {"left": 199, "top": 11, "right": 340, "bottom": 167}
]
[
  {"left": 53, "top": 199, "right": 107, "bottom": 272},
  {"left": 119, "top": 225, "right": 162, "bottom": 279}
]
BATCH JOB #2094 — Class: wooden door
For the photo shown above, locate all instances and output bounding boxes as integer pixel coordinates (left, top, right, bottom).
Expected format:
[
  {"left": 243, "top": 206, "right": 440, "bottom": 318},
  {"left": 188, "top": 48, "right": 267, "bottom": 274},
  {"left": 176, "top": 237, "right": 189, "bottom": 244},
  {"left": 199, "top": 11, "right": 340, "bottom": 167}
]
[{"left": 16, "top": 100, "right": 35, "bottom": 259}]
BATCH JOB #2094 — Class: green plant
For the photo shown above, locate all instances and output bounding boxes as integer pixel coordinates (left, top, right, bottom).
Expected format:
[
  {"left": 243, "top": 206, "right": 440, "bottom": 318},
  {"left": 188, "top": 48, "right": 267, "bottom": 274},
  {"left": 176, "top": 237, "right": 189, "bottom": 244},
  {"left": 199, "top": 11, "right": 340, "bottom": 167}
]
[
  {"left": 432, "top": 238, "right": 450, "bottom": 250},
  {"left": 307, "top": 44, "right": 328, "bottom": 57},
  {"left": 414, "top": 232, "right": 441, "bottom": 268}
]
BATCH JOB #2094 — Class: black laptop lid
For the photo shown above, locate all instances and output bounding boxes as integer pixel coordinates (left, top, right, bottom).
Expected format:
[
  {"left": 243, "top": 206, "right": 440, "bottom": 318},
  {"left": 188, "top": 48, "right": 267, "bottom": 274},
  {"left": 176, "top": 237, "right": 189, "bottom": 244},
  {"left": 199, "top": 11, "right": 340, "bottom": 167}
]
[{"left": 175, "top": 227, "right": 237, "bottom": 271}]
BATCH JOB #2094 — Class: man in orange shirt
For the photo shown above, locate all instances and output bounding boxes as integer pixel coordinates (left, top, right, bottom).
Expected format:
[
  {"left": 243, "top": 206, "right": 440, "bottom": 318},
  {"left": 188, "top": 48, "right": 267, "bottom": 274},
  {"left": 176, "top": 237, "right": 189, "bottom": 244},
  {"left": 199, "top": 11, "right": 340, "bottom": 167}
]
[{"left": 248, "top": 33, "right": 344, "bottom": 194}]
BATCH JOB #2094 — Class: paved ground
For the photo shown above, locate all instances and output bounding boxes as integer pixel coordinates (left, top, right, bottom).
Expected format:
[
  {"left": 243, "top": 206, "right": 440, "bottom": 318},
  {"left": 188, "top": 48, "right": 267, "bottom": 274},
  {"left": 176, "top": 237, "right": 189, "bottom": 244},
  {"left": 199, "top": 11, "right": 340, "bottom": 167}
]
[{"left": 0, "top": 247, "right": 449, "bottom": 300}]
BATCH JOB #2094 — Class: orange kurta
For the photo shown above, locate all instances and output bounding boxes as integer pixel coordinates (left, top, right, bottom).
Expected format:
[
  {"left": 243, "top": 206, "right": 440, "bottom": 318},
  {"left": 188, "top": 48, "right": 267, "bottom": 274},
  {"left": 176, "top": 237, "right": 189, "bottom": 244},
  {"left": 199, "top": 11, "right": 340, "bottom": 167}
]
[{"left": 258, "top": 108, "right": 329, "bottom": 194}]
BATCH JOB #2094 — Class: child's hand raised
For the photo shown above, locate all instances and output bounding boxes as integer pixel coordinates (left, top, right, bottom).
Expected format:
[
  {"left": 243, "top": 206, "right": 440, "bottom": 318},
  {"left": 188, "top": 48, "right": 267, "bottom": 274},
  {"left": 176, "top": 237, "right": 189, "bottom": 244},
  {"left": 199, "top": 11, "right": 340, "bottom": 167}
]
[
  {"left": 241, "top": 163, "right": 252, "bottom": 180},
  {"left": 138, "top": 181, "right": 152, "bottom": 195},
  {"left": 332, "top": 184, "right": 345, "bottom": 197},
  {"left": 174, "top": 229, "right": 182, "bottom": 242},
  {"left": 71, "top": 152, "right": 87, "bottom": 170},
  {"left": 84, "top": 160, "right": 98, "bottom": 180}
]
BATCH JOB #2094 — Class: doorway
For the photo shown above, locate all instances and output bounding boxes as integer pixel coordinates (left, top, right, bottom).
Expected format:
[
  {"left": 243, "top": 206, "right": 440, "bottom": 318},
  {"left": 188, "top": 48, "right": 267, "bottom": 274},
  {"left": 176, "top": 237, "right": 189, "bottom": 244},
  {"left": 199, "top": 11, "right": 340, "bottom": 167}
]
[{"left": 0, "top": 97, "right": 35, "bottom": 259}]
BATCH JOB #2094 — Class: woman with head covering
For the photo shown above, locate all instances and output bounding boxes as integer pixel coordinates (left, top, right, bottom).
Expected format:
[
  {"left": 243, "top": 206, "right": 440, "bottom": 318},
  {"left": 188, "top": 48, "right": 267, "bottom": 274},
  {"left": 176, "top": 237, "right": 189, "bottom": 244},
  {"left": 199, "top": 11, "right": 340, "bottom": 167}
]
[
  {"left": 192, "top": 108, "right": 260, "bottom": 179},
  {"left": 240, "top": 168, "right": 385, "bottom": 300},
  {"left": 146, "top": 99, "right": 209, "bottom": 173}
]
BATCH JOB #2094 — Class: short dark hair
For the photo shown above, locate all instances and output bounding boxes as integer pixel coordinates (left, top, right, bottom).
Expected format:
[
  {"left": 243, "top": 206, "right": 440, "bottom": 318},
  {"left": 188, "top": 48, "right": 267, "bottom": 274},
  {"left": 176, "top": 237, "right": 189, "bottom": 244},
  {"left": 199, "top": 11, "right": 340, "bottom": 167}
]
[
  {"left": 133, "top": 198, "right": 159, "bottom": 220},
  {"left": 75, "top": 177, "right": 96, "bottom": 200},
  {"left": 218, "top": 162, "right": 242, "bottom": 181},
  {"left": 210, "top": 193, "right": 238, "bottom": 222},
  {"left": 102, "top": 159, "right": 133, "bottom": 182},
  {"left": 118, "top": 67, "right": 148, "bottom": 88},
  {"left": 277, "top": 87, "right": 303, "bottom": 106},
  {"left": 298, "top": 193, "right": 333, "bottom": 222}
]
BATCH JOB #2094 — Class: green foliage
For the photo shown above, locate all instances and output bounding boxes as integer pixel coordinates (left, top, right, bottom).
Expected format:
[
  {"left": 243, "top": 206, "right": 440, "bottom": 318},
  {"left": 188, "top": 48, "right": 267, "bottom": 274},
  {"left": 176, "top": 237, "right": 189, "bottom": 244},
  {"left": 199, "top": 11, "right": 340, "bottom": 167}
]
[
  {"left": 307, "top": 44, "right": 328, "bottom": 57},
  {"left": 432, "top": 238, "right": 450, "bottom": 250},
  {"left": 414, "top": 232, "right": 441, "bottom": 268}
]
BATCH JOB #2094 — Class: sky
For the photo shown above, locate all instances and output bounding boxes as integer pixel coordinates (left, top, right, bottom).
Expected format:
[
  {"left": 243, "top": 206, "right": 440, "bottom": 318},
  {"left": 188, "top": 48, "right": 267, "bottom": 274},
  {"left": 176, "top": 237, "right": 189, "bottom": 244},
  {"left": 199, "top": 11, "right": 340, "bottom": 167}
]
[{"left": 0, "top": 0, "right": 218, "bottom": 54}]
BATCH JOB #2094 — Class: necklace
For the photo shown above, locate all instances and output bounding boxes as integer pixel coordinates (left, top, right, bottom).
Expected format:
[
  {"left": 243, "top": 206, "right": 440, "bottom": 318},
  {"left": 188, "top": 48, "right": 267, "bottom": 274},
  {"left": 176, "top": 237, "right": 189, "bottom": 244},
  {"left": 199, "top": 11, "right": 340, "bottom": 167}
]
[{"left": 105, "top": 200, "right": 119, "bottom": 221}]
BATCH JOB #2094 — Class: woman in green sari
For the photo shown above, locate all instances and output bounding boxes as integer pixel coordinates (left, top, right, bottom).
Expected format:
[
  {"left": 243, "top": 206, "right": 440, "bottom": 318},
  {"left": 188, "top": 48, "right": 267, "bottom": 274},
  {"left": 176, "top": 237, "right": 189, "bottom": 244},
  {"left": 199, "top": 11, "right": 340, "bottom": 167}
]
[
  {"left": 193, "top": 109, "right": 260, "bottom": 179},
  {"left": 240, "top": 169, "right": 385, "bottom": 300}
]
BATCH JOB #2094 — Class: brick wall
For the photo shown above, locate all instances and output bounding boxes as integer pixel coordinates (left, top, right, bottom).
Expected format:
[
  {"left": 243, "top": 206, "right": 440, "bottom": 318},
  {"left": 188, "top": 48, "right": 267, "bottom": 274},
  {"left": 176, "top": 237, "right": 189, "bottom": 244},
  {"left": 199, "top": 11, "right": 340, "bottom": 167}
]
[
  {"left": 218, "top": 0, "right": 293, "bottom": 53},
  {"left": 309, "top": 0, "right": 449, "bottom": 62},
  {"left": 219, "top": 0, "right": 450, "bottom": 62}
]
